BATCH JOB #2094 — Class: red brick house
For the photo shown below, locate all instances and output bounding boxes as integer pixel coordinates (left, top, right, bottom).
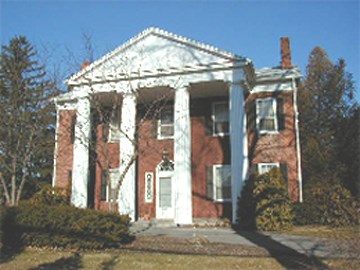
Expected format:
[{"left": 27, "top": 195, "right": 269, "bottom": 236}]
[{"left": 52, "top": 28, "right": 302, "bottom": 224}]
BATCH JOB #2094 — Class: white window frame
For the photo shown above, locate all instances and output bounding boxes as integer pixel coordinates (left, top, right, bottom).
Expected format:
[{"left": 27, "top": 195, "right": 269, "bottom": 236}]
[
  {"left": 257, "top": 163, "right": 280, "bottom": 175},
  {"left": 213, "top": 164, "right": 231, "bottom": 202},
  {"left": 144, "top": 172, "right": 154, "bottom": 203},
  {"left": 157, "top": 106, "right": 174, "bottom": 140},
  {"left": 256, "top": 97, "right": 278, "bottom": 134},
  {"left": 102, "top": 168, "right": 120, "bottom": 202},
  {"left": 212, "top": 101, "right": 229, "bottom": 136},
  {"left": 108, "top": 108, "right": 121, "bottom": 142}
]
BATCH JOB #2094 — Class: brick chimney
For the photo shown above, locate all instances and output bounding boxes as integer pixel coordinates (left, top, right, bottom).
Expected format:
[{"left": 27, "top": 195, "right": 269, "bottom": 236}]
[
  {"left": 81, "top": 61, "right": 91, "bottom": 70},
  {"left": 281, "top": 37, "right": 292, "bottom": 69}
]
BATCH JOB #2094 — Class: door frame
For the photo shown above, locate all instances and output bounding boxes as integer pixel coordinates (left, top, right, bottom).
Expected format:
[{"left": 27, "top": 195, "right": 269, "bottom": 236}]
[{"left": 156, "top": 168, "right": 174, "bottom": 220}]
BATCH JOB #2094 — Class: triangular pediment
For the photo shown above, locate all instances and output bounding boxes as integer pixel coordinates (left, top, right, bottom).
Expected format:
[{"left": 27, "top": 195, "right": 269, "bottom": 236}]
[{"left": 67, "top": 27, "right": 249, "bottom": 84}]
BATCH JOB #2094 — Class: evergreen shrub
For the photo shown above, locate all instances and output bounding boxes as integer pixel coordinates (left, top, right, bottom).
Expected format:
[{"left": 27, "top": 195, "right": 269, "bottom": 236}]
[
  {"left": 295, "top": 182, "right": 359, "bottom": 226},
  {"left": 2, "top": 203, "right": 132, "bottom": 250},
  {"left": 237, "top": 168, "right": 294, "bottom": 231},
  {"left": 29, "top": 184, "right": 70, "bottom": 206}
]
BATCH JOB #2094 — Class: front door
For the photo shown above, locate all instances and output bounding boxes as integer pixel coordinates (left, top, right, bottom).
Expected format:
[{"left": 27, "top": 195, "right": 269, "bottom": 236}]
[{"left": 156, "top": 172, "right": 174, "bottom": 219}]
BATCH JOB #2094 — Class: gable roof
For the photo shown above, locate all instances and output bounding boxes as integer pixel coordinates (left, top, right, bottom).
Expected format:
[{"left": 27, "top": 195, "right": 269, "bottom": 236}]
[{"left": 66, "top": 27, "right": 251, "bottom": 84}]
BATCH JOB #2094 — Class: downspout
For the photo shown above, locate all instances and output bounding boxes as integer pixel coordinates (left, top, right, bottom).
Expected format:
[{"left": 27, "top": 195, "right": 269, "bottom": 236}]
[
  {"left": 292, "top": 78, "right": 303, "bottom": 202},
  {"left": 52, "top": 99, "right": 60, "bottom": 187}
]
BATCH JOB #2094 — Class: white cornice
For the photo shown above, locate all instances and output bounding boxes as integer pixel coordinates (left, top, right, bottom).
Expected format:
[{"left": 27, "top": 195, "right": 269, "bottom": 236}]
[{"left": 66, "top": 27, "right": 251, "bottom": 85}]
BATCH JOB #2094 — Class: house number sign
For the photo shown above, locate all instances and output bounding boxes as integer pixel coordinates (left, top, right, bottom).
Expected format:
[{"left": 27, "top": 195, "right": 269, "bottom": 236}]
[{"left": 144, "top": 172, "right": 153, "bottom": 203}]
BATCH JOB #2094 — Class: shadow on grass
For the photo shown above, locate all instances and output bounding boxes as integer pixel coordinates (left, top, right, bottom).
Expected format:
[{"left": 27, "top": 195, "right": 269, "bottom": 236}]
[
  {"left": 28, "top": 252, "right": 82, "bottom": 270},
  {"left": 233, "top": 227, "right": 329, "bottom": 270},
  {"left": 100, "top": 255, "right": 119, "bottom": 270}
]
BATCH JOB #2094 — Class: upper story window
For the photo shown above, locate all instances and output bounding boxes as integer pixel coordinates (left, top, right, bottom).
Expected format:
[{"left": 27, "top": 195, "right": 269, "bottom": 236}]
[
  {"left": 212, "top": 102, "right": 229, "bottom": 136},
  {"left": 256, "top": 98, "right": 278, "bottom": 133},
  {"left": 258, "top": 162, "right": 279, "bottom": 175},
  {"left": 157, "top": 106, "right": 174, "bottom": 139},
  {"left": 109, "top": 108, "right": 121, "bottom": 142}
]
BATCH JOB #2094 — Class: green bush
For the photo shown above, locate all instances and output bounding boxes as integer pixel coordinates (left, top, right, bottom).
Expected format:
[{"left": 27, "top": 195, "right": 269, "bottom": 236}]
[
  {"left": 2, "top": 203, "right": 132, "bottom": 250},
  {"left": 238, "top": 168, "right": 294, "bottom": 231},
  {"left": 29, "top": 184, "right": 70, "bottom": 206},
  {"left": 296, "top": 182, "right": 359, "bottom": 226}
]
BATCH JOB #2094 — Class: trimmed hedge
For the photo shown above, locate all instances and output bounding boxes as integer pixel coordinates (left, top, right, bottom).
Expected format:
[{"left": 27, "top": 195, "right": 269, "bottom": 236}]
[
  {"left": 2, "top": 203, "right": 131, "bottom": 250},
  {"left": 294, "top": 182, "right": 359, "bottom": 226},
  {"left": 237, "top": 168, "right": 294, "bottom": 231}
]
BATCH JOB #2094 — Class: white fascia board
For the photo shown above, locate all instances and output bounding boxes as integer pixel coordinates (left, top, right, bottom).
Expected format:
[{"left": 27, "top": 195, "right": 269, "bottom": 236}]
[
  {"left": 251, "top": 81, "right": 293, "bottom": 93},
  {"left": 65, "top": 27, "right": 251, "bottom": 85}
]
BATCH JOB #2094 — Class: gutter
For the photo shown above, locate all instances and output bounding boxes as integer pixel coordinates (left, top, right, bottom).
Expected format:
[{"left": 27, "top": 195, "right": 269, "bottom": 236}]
[{"left": 292, "top": 78, "right": 303, "bottom": 202}]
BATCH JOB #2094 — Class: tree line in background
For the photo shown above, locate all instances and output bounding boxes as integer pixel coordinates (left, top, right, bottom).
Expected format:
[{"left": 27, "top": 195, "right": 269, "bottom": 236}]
[{"left": 0, "top": 37, "right": 358, "bottom": 227}]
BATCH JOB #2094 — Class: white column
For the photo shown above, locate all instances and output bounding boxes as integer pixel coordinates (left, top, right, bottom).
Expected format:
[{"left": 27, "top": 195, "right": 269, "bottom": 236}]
[
  {"left": 118, "top": 93, "right": 137, "bottom": 221},
  {"left": 52, "top": 107, "right": 60, "bottom": 187},
  {"left": 174, "top": 85, "right": 192, "bottom": 225},
  {"left": 229, "top": 82, "right": 248, "bottom": 223},
  {"left": 71, "top": 96, "right": 91, "bottom": 208}
]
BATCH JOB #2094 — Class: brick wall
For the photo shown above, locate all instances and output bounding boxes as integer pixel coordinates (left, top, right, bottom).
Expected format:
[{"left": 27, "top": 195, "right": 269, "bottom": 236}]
[
  {"left": 55, "top": 110, "right": 75, "bottom": 190},
  {"left": 246, "top": 91, "right": 299, "bottom": 200}
]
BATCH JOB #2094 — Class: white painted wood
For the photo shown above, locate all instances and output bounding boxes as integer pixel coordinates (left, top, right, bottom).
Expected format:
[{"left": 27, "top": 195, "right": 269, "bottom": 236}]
[
  {"left": 156, "top": 171, "right": 174, "bottom": 219},
  {"left": 144, "top": 172, "right": 154, "bottom": 203},
  {"left": 52, "top": 109, "right": 60, "bottom": 187},
  {"left": 118, "top": 93, "right": 137, "bottom": 221},
  {"left": 229, "top": 81, "right": 248, "bottom": 223},
  {"left": 173, "top": 85, "right": 192, "bottom": 225},
  {"left": 252, "top": 81, "right": 293, "bottom": 93},
  {"left": 71, "top": 96, "right": 91, "bottom": 208}
]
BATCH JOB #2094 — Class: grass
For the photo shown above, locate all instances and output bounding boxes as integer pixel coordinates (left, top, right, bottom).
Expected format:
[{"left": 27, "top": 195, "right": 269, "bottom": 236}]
[
  {"left": 1, "top": 249, "right": 284, "bottom": 270},
  {"left": 1, "top": 248, "right": 359, "bottom": 270},
  {"left": 1, "top": 226, "right": 359, "bottom": 270}
]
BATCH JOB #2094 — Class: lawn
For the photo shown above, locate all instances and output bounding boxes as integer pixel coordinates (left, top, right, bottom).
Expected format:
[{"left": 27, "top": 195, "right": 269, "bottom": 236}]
[
  {"left": 1, "top": 249, "right": 284, "bottom": 270},
  {"left": 1, "top": 226, "right": 359, "bottom": 270}
]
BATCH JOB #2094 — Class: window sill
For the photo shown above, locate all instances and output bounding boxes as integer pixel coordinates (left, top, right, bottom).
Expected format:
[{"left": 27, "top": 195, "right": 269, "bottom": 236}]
[
  {"left": 157, "top": 136, "right": 174, "bottom": 140},
  {"left": 212, "top": 133, "right": 229, "bottom": 137},
  {"left": 258, "top": 130, "right": 279, "bottom": 135}
]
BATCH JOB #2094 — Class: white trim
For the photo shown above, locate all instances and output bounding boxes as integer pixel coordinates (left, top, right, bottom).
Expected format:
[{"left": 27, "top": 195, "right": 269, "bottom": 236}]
[
  {"left": 157, "top": 106, "right": 174, "bottom": 140},
  {"left": 212, "top": 164, "right": 231, "bottom": 202},
  {"left": 256, "top": 97, "right": 278, "bottom": 134},
  {"left": 257, "top": 162, "right": 280, "bottom": 175},
  {"left": 292, "top": 78, "right": 303, "bottom": 202},
  {"left": 144, "top": 172, "right": 154, "bottom": 203},
  {"left": 66, "top": 27, "right": 250, "bottom": 85},
  {"left": 108, "top": 107, "right": 121, "bottom": 143},
  {"left": 156, "top": 164, "right": 174, "bottom": 219},
  {"left": 52, "top": 108, "right": 60, "bottom": 187},
  {"left": 212, "top": 101, "right": 230, "bottom": 136}
]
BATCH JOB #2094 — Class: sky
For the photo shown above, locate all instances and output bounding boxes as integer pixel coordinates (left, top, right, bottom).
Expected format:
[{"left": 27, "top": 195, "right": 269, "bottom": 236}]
[{"left": 0, "top": 0, "right": 359, "bottom": 99}]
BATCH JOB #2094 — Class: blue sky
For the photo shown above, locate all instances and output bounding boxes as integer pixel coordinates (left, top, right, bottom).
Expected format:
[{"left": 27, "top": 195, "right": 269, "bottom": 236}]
[{"left": 1, "top": 0, "right": 359, "bottom": 99}]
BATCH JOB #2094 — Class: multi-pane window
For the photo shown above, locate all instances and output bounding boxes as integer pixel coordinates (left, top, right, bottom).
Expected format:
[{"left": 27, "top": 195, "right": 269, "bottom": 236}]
[
  {"left": 212, "top": 102, "right": 229, "bottom": 136},
  {"left": 213, "top": 165, "right": 231, "bottom": 201},
  {"left": 109, "top": 108, "right": 121, "bottom": 142},
  {"left": 258, "top": 163, "right": 279, "bottom": 175},
  {"left": 157, "top": 106, "right": 174, "bottom": 139},
  {"left": 100, "top": 168, "right": 120, "bottom": 202},
  {"left": 256, "top": 98, "right": 277, "bottom": 133}
]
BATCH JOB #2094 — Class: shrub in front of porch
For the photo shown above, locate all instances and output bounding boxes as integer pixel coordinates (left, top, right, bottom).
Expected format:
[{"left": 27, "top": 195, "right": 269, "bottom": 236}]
[
  {"left": 237, "top": 168, "right": 294, "bottom": 231},
  {"left": 2, "top": 203, "right": 132, "bottom": 250}
]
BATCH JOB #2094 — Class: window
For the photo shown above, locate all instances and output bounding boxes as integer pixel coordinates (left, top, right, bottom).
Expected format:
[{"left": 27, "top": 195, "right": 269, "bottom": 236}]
[
  {"left": 256, "top": 98, "right": 278, "bottom": 133},
  {"left": 109, "top": 108, "right": 121, "bottom": 142},
  {"left": 213, "top": 165, "right": 231, "bottom": 201},
  {"left": 257, "top": 163, "right": 279, "bottom": 175},
  {"left": 157, "top": 106, "right": 174, "bottom": 139},
  {"left": 212, "top": 102, "right": 229, "bottom": 136},
  {"left": 100, "top": 168, "right": 120, "bottom": 202}
]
